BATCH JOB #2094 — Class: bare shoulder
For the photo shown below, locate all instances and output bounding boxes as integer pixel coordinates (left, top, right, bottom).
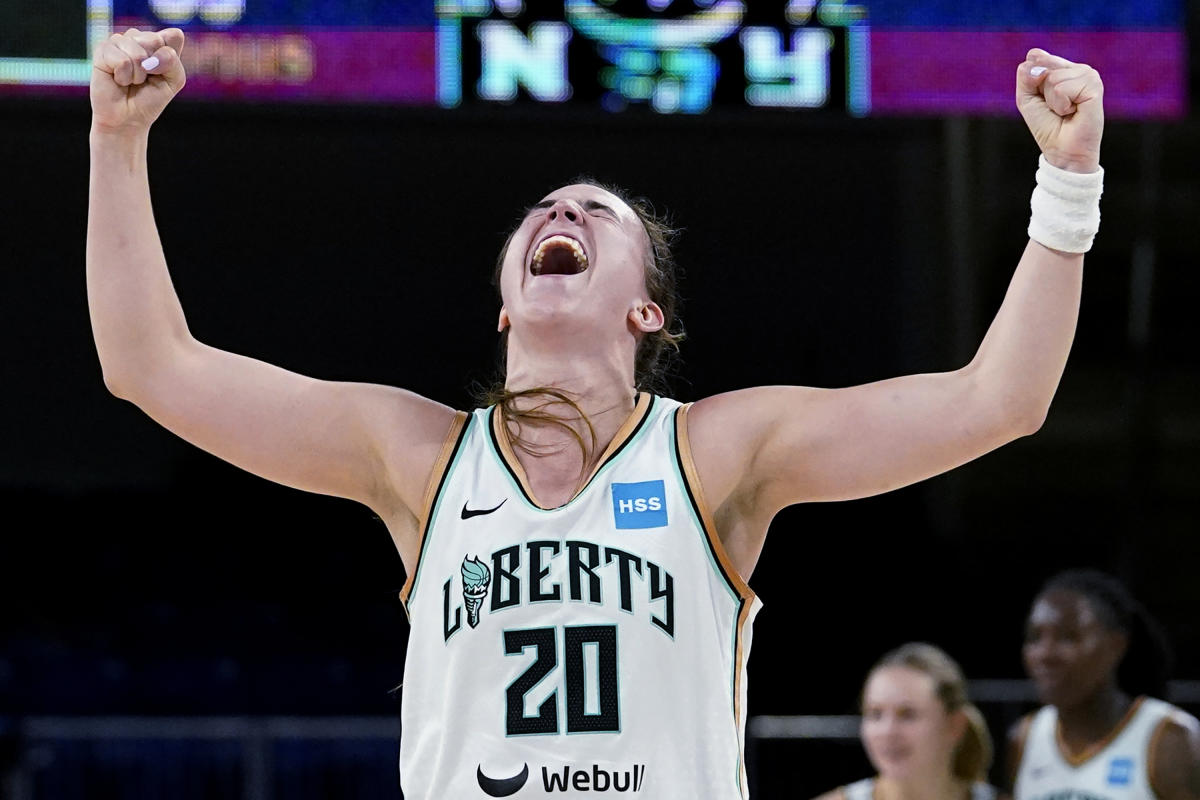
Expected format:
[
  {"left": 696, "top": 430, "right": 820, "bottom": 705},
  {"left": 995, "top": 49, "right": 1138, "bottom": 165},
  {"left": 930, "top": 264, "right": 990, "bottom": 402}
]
[
  {"left": 1150, "top": 708, "right": 1200, "bottom": 800},
  {"left": 350, "top": 385, "right": 462, "bottom": 569},
  {"left": 1006, "top": 710, "right": 1036, "bottom": 748},
  {"left": 687, "top": 386, "right": 818, "bottom": 502},
  {"left": 689, "top": 385, "right": 818, "bottom": 431},
  {"left": 1004, "top": 711, "right": 1038, "bottom": 790},
  {"left": 364, "top": 386, "right": 462, "bottom": 511},
  {"left": 1154, "top": 706, "right": 1200, "bottom": 755}
]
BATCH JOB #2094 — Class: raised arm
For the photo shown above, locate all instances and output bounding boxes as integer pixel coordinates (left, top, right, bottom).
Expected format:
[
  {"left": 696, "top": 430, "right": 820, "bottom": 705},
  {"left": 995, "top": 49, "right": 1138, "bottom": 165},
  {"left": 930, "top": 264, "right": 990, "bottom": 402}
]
[
  {"left": 688, "top": 49, "right": 1104, "bottom": 578},
  {"left": 87, "top": 29, "right": 454, "bottom": 565},
  {"left": 1150, "top": 715, "right": 1200, "bottom": 800}
]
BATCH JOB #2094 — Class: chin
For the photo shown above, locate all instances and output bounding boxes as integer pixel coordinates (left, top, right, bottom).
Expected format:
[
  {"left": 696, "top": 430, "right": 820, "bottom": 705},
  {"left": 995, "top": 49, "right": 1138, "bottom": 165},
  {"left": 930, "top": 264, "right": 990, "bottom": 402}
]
[
  {"left": 519, "top": 298, "right": 586, "bottom": 326},
  {"left": 1033, "top": 681, "right": 1077, "bottom": 709},
  {"left": 871, "top": 756, "right": 918, "bottom": 779}
]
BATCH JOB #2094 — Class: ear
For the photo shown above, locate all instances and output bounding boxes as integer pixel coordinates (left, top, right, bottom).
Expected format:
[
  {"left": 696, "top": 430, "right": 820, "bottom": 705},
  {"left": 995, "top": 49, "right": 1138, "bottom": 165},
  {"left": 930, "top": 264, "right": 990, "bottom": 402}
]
[
  {"left": 1107, "top": 629, "right": 1130, "bottom": 670},
  {"left": 947, "top": 708, "right": 969, "bottom": 746},
  {"left": 629, "top": 301, "right": 665, "bottom": 334},
  {"left": 498, "top": 307, "right": 510, "bottom": 333}
]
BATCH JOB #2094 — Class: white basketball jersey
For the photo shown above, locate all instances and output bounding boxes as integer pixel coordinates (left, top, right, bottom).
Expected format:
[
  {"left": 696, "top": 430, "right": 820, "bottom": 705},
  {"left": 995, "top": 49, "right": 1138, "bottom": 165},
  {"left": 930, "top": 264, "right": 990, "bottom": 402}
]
[
  {"left": 398, "top": 394, "right": 762, "bottom": 799},
  {"left": 844, "top": 778, "right": 997, "bottom": 800},
  {"left": 1015, "top": 697, "right": 1188, "bottom": 800}
]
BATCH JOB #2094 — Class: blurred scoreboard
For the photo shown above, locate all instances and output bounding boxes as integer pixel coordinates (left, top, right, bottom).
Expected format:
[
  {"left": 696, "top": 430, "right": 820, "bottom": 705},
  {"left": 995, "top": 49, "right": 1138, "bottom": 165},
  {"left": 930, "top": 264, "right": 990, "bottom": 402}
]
[{"left": 0, "top": 0, "right": 1186, "bottom": 117}]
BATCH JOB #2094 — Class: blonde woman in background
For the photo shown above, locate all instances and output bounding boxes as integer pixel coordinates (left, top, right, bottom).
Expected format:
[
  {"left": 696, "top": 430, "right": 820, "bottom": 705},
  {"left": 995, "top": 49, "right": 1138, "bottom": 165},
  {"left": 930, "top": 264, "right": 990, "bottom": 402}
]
[{"left": 813, "top": 643, "right": 1004, "bottom": 800}]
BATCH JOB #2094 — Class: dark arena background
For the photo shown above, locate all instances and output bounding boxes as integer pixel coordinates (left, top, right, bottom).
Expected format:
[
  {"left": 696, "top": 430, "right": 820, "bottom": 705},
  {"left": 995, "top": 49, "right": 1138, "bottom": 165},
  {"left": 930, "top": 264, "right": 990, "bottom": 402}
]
[{"left": 1, "top": 0, "right": 1198, "bottom": 797}]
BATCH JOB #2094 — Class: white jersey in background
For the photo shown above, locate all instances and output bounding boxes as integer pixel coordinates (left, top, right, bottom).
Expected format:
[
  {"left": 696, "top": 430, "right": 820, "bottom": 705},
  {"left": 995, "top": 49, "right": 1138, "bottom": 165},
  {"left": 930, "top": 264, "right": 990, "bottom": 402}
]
[
  {"left": 844, "top": 778, "right": 998, "bottom": 800},
  {"left": 398, "top": 394, "right": 762, "bottom": 799},
  {"left": 1015, "top": 696, "right": 1192, "bottom": 800}
]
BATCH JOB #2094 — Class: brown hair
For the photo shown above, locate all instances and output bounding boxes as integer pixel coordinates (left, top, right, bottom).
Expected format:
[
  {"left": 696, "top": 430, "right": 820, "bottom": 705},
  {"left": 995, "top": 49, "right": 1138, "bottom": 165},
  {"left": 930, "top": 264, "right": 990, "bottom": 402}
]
[
  {"left": 478, "top": 179, "right": 684, "bottom": 467},
  {"left": 865, "top": 642, "right": 993, "bottom": 781}
]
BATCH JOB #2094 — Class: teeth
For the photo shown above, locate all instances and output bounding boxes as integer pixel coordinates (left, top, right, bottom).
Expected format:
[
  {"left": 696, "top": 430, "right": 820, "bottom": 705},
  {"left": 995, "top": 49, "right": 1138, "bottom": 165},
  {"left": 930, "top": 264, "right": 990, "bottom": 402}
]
[{"left": 531, "top": 235, "right": 588, "bottom": 273}]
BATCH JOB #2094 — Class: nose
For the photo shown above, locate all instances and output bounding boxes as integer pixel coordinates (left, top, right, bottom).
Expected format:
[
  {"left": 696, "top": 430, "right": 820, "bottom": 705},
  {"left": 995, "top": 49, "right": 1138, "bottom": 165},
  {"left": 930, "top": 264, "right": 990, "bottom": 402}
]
[
  {"left": 1024, "top": 636, "right": 1059, "bottom": 669},
  {"left": 544, "top": 199, "right": 583, "bottom": 225},
  {"left": 1023, "top": 640, "right": 1043, "bottom": 669}
]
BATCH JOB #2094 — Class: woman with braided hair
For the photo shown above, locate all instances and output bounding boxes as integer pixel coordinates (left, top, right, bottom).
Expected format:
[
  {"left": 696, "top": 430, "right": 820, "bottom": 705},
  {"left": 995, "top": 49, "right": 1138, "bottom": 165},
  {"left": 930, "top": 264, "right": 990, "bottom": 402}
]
[
  {"left": 1008, "top": 569, "right": 1200, "bottom": 800},
  {"left": 813, "top": 643, "right": 1003, "bottom": 800}
]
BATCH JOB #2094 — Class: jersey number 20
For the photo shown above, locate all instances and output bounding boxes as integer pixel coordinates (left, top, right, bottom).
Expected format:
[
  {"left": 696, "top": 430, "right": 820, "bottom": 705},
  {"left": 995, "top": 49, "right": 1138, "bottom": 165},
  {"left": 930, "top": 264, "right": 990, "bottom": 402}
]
[{"left": 504, "top": 625, "right": 619, "bottom": 736}]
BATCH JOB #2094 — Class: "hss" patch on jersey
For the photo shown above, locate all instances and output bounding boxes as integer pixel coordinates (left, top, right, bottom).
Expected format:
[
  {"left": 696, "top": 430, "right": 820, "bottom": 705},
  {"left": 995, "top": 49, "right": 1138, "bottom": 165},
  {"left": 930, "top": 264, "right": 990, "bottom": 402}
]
[{"left": 611, "top": 480, "right": 668, "bottom": 529}]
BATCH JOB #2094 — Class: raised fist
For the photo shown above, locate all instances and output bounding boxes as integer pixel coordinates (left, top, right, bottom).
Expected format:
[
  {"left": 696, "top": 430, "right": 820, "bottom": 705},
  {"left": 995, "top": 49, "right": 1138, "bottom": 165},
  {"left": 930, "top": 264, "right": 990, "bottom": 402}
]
[
  {"left": 91, "top": 28, "right": 187, "bottom": 134},
  {"left": 1016, "top": 49, "right": 1104, "bottom": 174}
]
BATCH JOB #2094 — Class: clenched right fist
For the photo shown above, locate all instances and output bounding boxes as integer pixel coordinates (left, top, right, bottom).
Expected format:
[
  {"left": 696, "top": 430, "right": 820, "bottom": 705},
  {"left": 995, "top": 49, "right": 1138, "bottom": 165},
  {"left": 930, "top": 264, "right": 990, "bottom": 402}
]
[{"left": 91, "top": 27, "right": 186, "bottom": 135}]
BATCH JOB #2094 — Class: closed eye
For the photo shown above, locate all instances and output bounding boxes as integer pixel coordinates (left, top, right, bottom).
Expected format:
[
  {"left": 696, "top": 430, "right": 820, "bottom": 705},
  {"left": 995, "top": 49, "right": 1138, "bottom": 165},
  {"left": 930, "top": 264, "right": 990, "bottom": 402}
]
[
  {"left": 583, "top": 200, "right": 618, "bottom": 219},
  {"left": 520, "top": 198, "right": 619, "bottom": 224},
  {"left": 522, "top": 200, "right": 553, "bottom": 220}
]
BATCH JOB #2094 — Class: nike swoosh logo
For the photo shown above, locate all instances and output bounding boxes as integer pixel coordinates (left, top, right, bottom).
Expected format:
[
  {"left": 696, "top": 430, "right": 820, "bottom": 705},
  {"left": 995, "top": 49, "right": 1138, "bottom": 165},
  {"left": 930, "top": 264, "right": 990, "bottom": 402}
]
[
  {"left": 477, "top": 763, "right": 528, "bottom": 797},
  {"left": 461, "top": 498, "right": 507, "bottom": 520}
]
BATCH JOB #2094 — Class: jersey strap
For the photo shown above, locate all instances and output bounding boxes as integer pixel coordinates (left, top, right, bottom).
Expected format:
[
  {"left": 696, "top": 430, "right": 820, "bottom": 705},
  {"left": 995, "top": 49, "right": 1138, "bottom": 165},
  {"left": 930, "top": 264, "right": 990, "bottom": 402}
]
[{"left": 399, "top": 410, "right": 471, "bottom": 610}]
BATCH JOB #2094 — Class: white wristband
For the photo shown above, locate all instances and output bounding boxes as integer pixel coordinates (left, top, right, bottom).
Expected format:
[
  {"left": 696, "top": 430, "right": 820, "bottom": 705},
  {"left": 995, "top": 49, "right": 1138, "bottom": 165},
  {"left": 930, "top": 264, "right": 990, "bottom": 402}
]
[{"left": 1027, "top": 154, "right": 1104, "bottom": 254}]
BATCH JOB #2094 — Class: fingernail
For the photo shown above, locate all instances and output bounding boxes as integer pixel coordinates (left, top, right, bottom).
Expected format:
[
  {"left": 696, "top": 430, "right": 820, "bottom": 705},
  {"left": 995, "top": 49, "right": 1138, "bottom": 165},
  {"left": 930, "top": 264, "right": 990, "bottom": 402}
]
[
  {"left": 141, "top": 56, "right": 160, "bottom": 71},
  {"left": 1030, "top": 66, "right": 1047, "bottom": 77}
]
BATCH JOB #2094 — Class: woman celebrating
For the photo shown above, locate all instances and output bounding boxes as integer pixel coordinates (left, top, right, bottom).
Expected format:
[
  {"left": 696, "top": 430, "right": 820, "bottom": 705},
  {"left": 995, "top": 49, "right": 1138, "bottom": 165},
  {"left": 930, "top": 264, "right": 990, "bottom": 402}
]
[
  {"left": 89, "top": 23, "right": 1107, "bottom": 798},
  {"left": 814, "top": 643, "right": 1001, "bottom": 800},
  {"left": 1008, "top": 569, "right": 1200, "bottom": 800}
]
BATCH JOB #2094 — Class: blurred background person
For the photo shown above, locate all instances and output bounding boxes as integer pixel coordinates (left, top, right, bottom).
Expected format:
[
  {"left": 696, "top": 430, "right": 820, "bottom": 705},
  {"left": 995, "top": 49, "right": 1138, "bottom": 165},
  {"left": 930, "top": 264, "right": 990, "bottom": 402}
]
[
  {"left": 1008, "top": 569, "right": 1200, "bottom": 799},
  {"left": 813, "top": 642, "right": 1003, "bottom": 800}
]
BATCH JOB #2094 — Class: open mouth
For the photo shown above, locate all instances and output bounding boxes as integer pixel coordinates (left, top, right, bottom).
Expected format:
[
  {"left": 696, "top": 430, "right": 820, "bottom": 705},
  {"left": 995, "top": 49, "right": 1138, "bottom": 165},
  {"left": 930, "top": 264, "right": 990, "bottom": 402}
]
[
  {"left": 530, "top": 235, "right": 589, "bottom": 276},
  {"left": 879, "top": 747, "right": 912, "bottom": 760}
]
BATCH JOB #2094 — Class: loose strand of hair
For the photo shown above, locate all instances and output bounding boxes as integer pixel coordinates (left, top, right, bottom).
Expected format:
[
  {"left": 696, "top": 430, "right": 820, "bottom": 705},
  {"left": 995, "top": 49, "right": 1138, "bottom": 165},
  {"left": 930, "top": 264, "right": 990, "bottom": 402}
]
[{"left": 481, "top": 386, "right": 599, "bottom": 478}]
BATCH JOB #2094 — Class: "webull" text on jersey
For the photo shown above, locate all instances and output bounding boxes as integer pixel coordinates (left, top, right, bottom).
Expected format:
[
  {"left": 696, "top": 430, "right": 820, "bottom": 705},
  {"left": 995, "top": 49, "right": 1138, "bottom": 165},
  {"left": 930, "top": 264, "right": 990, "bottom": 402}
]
[{"left": 542, "top": 763, "right": 647, "bottom": 793}]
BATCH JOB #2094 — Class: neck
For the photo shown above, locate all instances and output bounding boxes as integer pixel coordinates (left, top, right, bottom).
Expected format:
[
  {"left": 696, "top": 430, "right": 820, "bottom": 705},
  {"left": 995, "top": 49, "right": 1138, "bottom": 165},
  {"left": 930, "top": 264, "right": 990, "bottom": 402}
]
[
  {"left": 501, "top": 357, "right": 637, "bottom": 473},
  {"left": 496, "top": 325, "right": 643, "bottom": 502},
  {"left": 876, "top": 772, "right": 966, "bottom": 800},
  {"left": 503, "top": 325, "right": 638, "bottom": 415},
  {"left": 1056, "top": 686, "right": 1133, "bottom": 742}
]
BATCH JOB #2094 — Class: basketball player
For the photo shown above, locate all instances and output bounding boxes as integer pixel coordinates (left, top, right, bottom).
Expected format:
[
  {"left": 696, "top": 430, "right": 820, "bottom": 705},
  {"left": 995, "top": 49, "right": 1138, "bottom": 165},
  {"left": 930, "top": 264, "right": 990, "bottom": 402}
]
[
  {"left": 813, "top": 643, "right": 1002, "bottom": 800},
  {"left": 1008, "top": 570, "right": 1200, "bottom": 800},
  {"left": 89, "top": 27, "right": 1106, "bottom": 799}
]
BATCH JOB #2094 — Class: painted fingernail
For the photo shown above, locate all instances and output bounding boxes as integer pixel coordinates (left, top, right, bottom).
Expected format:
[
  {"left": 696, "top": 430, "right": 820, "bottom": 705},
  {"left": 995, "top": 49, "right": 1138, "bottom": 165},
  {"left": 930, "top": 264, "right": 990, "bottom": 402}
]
[
  {"left": 141, "top": 56, "right": 160, "bottom": 71},
  {"left": 1030, "top": 66, "right": 1047, "bottom": 77}
]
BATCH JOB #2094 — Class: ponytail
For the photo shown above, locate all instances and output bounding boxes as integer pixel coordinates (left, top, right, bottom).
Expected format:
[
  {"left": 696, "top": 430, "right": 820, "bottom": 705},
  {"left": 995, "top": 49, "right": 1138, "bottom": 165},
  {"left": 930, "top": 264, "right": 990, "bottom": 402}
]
[{"left": 953, "top": 703, "right": 993, "bottom": 781}]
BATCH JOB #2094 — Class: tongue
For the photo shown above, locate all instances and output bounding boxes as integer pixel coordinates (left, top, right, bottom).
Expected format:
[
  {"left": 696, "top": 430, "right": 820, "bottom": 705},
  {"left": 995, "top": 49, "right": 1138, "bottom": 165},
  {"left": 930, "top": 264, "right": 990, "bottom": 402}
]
[{"left": 536, "top": 245, "right": 584, "bottom": 275}]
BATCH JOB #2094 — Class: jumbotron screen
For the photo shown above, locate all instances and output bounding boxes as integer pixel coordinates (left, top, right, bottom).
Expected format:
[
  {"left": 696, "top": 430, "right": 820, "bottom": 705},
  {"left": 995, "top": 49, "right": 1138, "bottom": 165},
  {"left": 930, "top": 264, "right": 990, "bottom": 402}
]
[{"left": 0, "top": 0, "right": 1186, "bottom": 118}]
